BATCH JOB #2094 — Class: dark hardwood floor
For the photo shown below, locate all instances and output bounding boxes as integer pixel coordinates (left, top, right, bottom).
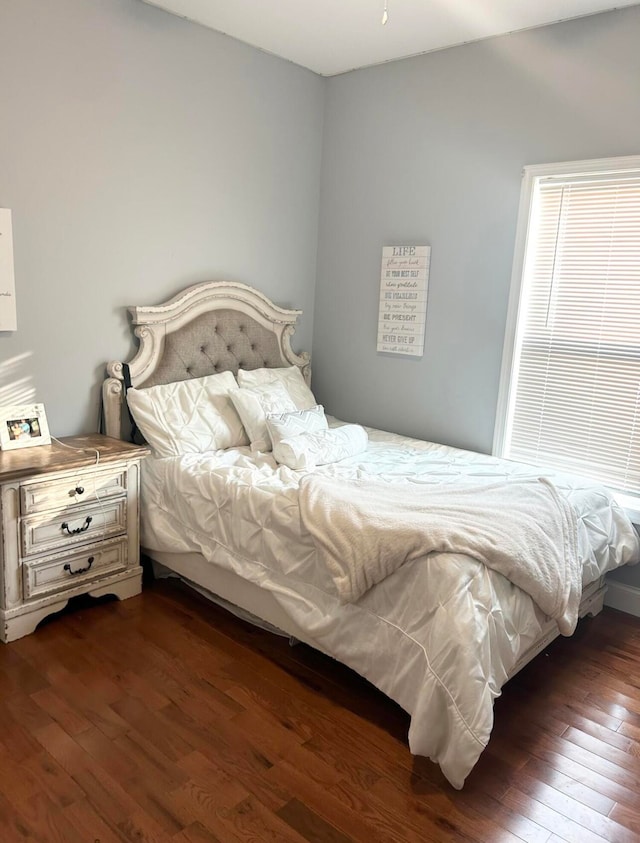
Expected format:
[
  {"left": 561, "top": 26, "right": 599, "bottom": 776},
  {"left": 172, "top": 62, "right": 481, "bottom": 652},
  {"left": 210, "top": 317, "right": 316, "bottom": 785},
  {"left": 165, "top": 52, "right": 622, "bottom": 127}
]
[{"left": 1, "top": 580, "right": 640, "bottom": 842}]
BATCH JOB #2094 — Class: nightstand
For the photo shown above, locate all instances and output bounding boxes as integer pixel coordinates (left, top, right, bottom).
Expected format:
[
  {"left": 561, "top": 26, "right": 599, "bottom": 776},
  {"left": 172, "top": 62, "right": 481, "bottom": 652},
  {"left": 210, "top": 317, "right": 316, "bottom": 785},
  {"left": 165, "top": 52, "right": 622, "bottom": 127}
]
[{"left": 0, "top": 434, "right": 149, "bottom": 642}]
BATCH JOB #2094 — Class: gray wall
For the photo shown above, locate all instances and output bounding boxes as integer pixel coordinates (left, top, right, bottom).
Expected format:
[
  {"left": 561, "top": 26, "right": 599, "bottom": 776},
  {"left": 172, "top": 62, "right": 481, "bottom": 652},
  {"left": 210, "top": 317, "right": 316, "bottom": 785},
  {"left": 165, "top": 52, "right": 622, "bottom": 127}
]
[
  {"left": 0, "top": 0, "right": 324, "bottom": 434},
  {"left": 313, "top": 6, "right": 640, "bottom": 456}
]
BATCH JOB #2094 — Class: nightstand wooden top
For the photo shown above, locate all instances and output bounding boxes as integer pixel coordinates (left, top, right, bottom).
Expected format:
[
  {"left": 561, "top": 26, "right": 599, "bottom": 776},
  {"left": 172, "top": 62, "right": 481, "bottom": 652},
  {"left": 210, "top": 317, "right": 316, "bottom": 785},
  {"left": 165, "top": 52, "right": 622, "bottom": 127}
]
[{"left": 0, "top": 435, "right": 149, "bottom": 483}]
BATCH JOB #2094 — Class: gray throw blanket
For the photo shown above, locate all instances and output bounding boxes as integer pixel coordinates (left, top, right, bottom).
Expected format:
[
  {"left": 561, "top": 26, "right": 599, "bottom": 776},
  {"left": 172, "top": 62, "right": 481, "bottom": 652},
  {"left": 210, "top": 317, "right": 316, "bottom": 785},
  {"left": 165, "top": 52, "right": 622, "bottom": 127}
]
[{"left": 299, "top": 475, "right": 580, "bottom": 635}]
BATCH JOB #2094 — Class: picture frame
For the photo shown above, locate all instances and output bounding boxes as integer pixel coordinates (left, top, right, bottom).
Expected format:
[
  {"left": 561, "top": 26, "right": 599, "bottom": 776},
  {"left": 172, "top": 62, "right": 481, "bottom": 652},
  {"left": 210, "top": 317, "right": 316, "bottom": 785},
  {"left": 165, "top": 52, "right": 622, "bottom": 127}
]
[{"left": 0, "top": 403, "right": 51, "bottom": 451}]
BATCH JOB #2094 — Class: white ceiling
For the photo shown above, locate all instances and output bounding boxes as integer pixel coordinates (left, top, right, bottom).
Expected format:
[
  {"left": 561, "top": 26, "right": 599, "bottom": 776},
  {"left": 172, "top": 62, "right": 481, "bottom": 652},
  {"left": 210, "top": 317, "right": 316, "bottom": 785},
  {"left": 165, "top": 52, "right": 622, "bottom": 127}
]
[{"left": 140, "top": 0, "right": 639, "bottom": 76}]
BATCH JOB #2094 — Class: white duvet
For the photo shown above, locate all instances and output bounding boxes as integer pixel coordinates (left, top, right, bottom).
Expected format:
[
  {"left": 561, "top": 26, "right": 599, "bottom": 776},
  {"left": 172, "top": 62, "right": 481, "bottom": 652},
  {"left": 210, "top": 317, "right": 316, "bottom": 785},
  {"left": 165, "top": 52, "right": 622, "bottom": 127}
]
[
  {"left": 299, "top": 474, "right": 581, "bottom": 631},
  {"left": 140, "top": 423, "right": 640, "bottom": 788}
]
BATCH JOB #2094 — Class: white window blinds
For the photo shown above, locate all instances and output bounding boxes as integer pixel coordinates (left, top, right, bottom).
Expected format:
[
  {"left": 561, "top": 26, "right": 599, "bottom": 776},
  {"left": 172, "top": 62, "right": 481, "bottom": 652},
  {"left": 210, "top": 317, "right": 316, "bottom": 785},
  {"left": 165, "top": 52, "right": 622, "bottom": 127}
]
[{"left": 499, "top": 162, "right": 640, "bottom": 495}]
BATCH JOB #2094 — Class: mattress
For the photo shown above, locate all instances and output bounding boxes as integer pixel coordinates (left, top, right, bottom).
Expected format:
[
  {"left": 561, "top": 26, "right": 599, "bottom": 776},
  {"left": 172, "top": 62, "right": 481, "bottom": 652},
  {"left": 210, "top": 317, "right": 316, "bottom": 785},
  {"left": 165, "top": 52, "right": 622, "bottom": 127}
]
[{"left": 139, "top": 422, "right": 640, "bottom": 788}]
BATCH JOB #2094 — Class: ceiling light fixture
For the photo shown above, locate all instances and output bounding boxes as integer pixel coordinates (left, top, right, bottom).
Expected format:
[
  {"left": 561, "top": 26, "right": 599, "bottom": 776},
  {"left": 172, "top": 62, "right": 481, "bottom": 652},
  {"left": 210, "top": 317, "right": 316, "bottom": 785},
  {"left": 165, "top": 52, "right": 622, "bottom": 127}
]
[{"left": 382, "top": 0, "right": 389, "bottom": 25}]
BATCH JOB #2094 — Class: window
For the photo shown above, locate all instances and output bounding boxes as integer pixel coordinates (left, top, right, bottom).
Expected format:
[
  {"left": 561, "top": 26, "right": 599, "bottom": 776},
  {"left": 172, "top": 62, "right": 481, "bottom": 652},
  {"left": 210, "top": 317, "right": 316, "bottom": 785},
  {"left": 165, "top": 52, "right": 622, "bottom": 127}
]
[{"left": 494, "top": 156, "right": 640, "bottom": 500}]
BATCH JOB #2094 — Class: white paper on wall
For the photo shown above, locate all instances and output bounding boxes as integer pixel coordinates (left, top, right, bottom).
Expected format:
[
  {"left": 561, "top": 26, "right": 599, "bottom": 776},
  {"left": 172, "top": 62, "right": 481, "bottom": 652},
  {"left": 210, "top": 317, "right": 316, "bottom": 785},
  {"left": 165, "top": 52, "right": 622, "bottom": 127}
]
[
  {"left": 0, "top": 209, "right": 17, "bottom": 331},
  {"left": 377, "top": 245, "right": 430, "bottom": 356}
]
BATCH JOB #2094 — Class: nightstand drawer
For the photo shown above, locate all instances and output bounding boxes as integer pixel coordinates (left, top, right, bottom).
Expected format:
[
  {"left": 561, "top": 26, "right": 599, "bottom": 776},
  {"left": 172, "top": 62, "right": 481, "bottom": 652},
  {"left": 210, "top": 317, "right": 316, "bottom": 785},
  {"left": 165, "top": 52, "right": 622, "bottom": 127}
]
[
  {"left": 20, "top": 465, "right": 127, "bottom": 515},
  {"left": 23, "top": 538, "right": 129, "bottom": 600},
  {"left": 21, "top": 498, "right": 127, "bottom": 558}
]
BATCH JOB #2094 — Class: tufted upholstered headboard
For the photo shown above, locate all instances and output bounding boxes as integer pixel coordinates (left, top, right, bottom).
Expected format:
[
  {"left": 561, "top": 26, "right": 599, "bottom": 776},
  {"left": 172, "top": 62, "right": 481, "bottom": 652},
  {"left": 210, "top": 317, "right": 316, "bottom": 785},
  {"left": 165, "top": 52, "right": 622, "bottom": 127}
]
[{"left": 103, "top": 281, "right": 310, "bottom": 440}]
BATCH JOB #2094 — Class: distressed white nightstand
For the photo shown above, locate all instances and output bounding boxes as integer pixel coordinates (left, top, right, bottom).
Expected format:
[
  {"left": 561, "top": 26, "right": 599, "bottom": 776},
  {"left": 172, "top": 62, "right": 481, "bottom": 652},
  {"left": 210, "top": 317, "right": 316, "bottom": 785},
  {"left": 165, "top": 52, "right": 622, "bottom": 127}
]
[{"left": 0, "top": 434, "right": 149, "bottom": 642}]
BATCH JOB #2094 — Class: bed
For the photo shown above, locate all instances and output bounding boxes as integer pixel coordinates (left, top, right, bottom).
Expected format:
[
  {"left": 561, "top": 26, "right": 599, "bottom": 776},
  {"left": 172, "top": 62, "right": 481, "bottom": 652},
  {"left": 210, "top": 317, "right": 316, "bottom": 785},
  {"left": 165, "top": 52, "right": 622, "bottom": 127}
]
[{"left": 103, "top": 280, "right": 640, "bottom": 789}]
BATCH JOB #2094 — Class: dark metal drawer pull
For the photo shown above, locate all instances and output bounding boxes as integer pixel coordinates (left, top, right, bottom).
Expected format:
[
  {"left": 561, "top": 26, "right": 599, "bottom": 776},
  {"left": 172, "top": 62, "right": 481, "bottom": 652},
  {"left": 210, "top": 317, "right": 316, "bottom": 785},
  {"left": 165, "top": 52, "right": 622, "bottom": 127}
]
[
  {"left": 61, "top": 515, "right": 93, "bottom": 535},
  {"left": 64, "top": 556, "right": 94, "bottom": 576},
  {"left": 74, "top": 486, "right": 84, "bottom": 495}
]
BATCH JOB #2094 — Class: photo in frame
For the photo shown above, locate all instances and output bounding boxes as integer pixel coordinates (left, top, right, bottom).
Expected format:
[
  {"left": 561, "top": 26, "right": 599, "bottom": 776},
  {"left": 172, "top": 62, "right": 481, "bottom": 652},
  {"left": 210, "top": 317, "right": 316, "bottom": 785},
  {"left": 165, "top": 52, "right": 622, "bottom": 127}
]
[{"left": 0, "top": 403, "right": 51, "bottom": 451}]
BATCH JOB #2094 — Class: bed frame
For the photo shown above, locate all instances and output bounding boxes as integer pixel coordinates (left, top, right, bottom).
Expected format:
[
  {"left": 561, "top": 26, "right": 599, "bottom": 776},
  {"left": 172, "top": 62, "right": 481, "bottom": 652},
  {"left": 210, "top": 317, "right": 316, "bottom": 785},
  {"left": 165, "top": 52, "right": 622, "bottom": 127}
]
[
  {"left": 103, "top": 281, "right": 311, "bottom": 440},
  {"left": 103, "top": 280, "right": 607, "bottom": 681}
]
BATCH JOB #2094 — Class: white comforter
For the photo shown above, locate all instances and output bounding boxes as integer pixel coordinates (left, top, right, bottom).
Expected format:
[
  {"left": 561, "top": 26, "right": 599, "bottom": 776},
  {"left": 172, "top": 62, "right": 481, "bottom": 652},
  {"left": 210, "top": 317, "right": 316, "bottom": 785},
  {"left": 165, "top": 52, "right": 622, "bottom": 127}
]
[
  {"left": 299, "top": 474, "right": 581, "bottom": 631},
  {"left": 140, "top": 423, "right": 640, "bottom": 788}
]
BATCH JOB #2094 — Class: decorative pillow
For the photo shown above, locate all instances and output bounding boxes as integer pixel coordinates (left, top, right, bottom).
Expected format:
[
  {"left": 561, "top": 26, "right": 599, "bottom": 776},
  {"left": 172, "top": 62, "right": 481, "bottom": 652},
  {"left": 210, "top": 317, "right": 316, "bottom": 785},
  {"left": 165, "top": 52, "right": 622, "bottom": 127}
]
[
  {"left": 272, "top": 424, "right": 368, "bottom": 471},
  {"left": 237, "top": 366, "right": 316, "bottom": 411},
  {"left": 229, "top": 381, "right": 297, "bottom": 452},
  {"left": 126, "top": 371, "right": 248, "bottom": 458},
  {"left": 265, "top": 405, "right": 328, "bottom": 452}
]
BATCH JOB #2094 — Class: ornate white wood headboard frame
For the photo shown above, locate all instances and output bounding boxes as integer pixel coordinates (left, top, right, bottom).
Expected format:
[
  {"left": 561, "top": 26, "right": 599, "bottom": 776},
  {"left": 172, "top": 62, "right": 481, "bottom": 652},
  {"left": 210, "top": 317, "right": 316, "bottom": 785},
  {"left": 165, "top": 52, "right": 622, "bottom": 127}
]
[{"left": 103, "top": 281, "right": 310, "bottom": 440}]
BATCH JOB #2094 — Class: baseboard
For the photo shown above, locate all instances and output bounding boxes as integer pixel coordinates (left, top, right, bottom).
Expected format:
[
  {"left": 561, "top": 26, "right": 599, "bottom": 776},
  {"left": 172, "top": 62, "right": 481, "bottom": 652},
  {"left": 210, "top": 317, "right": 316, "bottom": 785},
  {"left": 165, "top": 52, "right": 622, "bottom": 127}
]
[{"left": 604, "top": 580, "right": 640, "bottom": 618}]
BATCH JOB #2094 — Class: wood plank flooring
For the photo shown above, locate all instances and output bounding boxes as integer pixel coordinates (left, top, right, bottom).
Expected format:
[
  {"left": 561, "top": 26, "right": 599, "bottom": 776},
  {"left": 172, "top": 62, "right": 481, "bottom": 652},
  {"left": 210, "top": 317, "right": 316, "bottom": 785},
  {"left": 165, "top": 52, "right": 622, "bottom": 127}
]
[{"left": 1, "top": 580, "right": 640, "bottom": 842}]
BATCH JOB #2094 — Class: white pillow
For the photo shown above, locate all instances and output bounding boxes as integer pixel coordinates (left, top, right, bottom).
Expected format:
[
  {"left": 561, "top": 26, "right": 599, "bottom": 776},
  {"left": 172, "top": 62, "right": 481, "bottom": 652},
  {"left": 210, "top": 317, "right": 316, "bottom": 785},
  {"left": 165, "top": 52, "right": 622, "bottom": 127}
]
[
  {"left": 126, "top": 371, "right": 248, "bottom": 458},
  {"left": 265, "top": 405, "right": 328, "bottom": 452},
  {"left": 237, "top": 366, "right": 316, "bottom": 411},
  {"left": 229, "top": 381, "right": 297, "bottom": 452},
  {"left": 272, "top": 424, "right": 368, "bottom": 471}
]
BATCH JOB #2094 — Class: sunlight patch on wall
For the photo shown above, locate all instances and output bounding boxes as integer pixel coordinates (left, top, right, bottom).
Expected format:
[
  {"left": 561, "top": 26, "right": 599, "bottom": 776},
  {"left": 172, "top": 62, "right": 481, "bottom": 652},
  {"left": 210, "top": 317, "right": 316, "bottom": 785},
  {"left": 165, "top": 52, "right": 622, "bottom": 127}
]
[{"left": 0, "top": 352, "right": 35, "bottom": 406}]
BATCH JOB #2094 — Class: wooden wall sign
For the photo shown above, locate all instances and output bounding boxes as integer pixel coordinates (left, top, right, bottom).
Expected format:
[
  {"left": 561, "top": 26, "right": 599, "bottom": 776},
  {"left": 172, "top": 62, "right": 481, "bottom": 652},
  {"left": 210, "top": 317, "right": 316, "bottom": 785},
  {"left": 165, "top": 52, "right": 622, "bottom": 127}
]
[{"left": 377, "top": 245, "right": 430, "bottom": 356}]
